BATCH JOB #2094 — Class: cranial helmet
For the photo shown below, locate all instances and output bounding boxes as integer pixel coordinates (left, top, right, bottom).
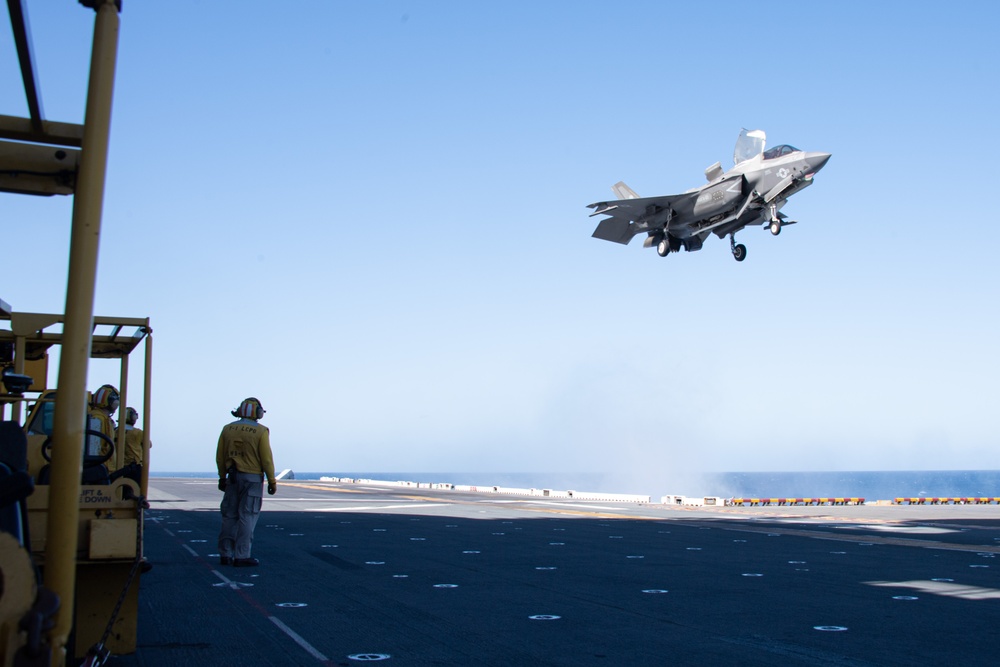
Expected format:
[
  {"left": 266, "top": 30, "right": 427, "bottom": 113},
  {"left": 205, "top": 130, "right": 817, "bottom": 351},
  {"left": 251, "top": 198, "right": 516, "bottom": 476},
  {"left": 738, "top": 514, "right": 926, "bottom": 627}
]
[
  {"left": 234, "top": 397, "right": 265, "bottom": 420},
  {"left": 92, "top": 384, "right": 120, "bottom": 411},
  {"left": 125, "top": 407, "right": 139, "bottom": 425}
]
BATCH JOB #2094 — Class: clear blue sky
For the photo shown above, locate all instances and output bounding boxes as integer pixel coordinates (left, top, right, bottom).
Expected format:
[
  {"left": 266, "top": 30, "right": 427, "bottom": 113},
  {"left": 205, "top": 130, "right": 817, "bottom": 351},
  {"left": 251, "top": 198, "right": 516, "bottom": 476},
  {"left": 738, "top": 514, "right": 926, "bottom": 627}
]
[{"left": 3, "top": 2, "right": 998, "bottom": 493}]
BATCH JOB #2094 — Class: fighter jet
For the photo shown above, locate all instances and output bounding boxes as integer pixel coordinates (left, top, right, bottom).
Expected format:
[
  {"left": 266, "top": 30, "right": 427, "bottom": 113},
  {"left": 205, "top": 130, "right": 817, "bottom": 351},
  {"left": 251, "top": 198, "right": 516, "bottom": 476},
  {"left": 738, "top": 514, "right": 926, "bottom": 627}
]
[{"left": 587, "top": 130, "right": 831, "bottom": 262}]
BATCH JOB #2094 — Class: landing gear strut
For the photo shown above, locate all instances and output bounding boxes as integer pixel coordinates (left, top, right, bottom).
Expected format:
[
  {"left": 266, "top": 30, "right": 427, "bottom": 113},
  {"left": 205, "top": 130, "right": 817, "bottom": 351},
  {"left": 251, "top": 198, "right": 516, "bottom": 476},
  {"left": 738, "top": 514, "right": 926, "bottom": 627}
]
[
  {"left": 768, "top": 204, "right": 781, "bottom": 236},
  {"left": 730, "top": 234, "right": 746, "bottom": 262}
]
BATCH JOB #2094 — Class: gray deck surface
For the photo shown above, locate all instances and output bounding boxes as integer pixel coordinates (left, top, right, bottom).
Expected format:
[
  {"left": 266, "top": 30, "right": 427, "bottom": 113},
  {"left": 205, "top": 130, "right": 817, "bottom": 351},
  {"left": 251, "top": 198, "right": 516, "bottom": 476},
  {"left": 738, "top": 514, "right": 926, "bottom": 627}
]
[{"left": 110, "top": 478, "right": 1000, "bottom": 666}]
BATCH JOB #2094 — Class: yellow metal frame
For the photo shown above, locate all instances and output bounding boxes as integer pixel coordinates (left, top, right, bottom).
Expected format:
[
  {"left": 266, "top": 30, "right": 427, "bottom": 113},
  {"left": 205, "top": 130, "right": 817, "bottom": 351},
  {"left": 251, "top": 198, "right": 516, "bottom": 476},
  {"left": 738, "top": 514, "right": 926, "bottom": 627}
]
[{"left": 2, "top": 2, "right": 127, "bottom": 664}]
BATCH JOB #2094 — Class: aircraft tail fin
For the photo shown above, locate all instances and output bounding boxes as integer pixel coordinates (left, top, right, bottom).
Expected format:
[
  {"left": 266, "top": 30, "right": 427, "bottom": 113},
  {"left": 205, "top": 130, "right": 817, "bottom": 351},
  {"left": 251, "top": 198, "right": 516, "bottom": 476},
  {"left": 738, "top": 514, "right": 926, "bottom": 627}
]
[{"left": 612, "top": 181, "right": 640, "bottom": 200}]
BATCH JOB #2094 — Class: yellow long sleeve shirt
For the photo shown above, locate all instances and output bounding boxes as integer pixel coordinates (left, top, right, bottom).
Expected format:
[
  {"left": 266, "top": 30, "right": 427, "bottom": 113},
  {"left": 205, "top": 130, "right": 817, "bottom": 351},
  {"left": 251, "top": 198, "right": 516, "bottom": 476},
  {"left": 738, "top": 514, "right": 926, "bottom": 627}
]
[
  {"left": 123, "top": 425, "right": 149, "bottom": 467},
  {"left": 216, "top": 418, "right": 275, "bottom": 484}
]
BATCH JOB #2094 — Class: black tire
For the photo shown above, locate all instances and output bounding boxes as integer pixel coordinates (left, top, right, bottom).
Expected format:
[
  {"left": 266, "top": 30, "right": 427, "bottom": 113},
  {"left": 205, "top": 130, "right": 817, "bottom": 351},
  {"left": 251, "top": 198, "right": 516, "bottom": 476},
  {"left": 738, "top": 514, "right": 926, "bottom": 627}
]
[{"left": 733, "top": 244, "right": 747, "bottom": 262}]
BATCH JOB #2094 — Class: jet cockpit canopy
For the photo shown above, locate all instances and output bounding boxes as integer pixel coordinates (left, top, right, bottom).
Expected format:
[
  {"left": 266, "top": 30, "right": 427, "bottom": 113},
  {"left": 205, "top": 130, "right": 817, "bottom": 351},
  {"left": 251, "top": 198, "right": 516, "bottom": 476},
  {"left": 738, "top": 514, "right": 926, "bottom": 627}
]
[
  {"left": 734, "top": 129, "right": 766, "bottom": 165},
  {"left": 762, "top": 144, "right": 800, "bottom": 160}
]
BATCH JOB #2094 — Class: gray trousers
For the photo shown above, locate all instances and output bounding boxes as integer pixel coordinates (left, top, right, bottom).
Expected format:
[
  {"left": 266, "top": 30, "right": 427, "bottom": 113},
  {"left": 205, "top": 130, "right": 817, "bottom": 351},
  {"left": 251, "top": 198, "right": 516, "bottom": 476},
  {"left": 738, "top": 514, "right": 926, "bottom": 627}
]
[{"left": 218, "top": 472, "right": 264, "bottom": 559}]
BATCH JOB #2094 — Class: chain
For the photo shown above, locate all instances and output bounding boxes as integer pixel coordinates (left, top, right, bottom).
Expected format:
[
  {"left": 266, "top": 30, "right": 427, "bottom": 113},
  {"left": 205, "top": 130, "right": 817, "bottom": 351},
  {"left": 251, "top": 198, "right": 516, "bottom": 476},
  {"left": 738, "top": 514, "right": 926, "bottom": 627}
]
[{"left": 83, "top": 495, "right": 146, "bottom": 667}]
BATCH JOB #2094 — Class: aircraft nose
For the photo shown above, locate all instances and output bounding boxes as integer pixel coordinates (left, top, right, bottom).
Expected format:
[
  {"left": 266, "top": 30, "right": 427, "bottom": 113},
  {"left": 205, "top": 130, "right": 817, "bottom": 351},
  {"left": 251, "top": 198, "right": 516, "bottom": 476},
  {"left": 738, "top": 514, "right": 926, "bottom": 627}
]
[{"left": 806, "top": 152, "right": 831, "bottom": 173}]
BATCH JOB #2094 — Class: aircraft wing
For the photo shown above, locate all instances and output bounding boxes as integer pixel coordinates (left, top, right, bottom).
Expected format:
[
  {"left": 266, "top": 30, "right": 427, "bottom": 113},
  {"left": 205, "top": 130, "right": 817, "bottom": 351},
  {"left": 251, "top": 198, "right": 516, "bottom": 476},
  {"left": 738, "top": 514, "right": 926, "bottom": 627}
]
[{"left": 587, "top": 193, "right": 693, "bottom": 245}]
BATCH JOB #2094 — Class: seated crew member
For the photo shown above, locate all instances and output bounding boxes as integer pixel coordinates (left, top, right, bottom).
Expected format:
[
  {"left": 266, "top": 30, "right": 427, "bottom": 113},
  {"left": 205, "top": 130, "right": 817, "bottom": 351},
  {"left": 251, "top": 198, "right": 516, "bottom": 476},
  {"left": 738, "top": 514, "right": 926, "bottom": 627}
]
[
  {"left": 86, "top": 384, "right": 119, "bottom": 484},
  {"left": 111, "top": 407, "right": 150, "bottom": 486}
]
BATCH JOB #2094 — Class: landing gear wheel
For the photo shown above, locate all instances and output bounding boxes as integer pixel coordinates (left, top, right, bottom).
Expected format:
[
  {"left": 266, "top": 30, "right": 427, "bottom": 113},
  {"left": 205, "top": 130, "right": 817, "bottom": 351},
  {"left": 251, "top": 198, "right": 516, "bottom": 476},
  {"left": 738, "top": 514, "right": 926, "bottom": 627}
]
[
  {"left": 732, "top": 244, "right": 747, "bottom": 262},
  {"left": 770, "top": 221, "right": 781, "bottom": 236},
  {"left": 656, "top": 238, "right": 670, "bottom": 257}
]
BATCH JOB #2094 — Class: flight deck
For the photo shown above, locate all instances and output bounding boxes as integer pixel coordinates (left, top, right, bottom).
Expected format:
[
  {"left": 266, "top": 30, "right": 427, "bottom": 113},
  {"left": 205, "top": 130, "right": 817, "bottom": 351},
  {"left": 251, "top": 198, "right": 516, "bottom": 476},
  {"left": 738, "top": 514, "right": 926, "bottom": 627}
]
[{"left": 115, "top": 477, "right": 1000, "bottom": 666}]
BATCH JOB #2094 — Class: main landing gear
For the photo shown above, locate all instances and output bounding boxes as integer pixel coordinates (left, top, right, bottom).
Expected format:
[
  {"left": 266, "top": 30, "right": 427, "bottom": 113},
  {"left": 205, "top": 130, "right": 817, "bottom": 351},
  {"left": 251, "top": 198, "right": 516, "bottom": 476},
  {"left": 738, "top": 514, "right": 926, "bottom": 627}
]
[
  {"left": 768, "top": 203, "right": 781, "bottom": 236},
  {"left": 730, "top": 234, "right": 746, "bottom": 262},
  {"left": 656, "top": 237, "right": 670, "bottom": 257}
]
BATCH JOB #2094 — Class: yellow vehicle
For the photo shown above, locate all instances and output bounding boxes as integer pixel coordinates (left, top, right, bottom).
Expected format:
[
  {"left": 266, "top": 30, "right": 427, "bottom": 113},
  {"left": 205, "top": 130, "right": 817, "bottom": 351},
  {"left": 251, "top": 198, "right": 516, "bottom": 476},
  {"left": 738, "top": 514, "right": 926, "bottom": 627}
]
[
  {"left": 1, "top": 313, "right": 152, "bottom": 665},
  {"left": 1, "top": 2, "right": 141, "bottom": 666}
]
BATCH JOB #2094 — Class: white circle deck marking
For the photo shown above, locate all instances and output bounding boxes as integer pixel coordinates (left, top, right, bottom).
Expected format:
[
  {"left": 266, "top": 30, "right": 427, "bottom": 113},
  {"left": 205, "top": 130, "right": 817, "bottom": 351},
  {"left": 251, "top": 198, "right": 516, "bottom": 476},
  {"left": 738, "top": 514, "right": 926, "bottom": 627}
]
[
  {"left": 374, "top": 529, "right": 386, "bottom": 532},
  {"left": 970, "top": 565, "right": 990, "bottom": 568},
  {"left": 814, "top": 626, "right": 848, "bottom": 632},
  {"left": 686, "top": 548, "right": 702, "bottom": 551},
  {"left": 462, "top": 550, "right": 480, "bottom": 554},
  {"left": 535, "top": 566, "right": 557, "bottom": 570},
  {"left": 733, "top": 539, "right": 746, "bottom": 543},
  {"left": 276, "top": 603, "right": 307, "bottom": 608},
  {"left": 549, "top": 542, "right": 565, "bottom": 546},
  {"left": 321, "top": 545, "right": 338, "bottom": 548},
  {"left": 410, "top": 538, "right": 425, "bottom": 541},
  {"left": 392, "top": 575, "right": 408, "bottom": 578},
  {"left": 290, "top": 533, "right": 304, "bottom": 536},
  {"left": 492, "top": 532, "right": 505, "bottom": 536},
  {"left": 434, "top": 584, "right": 458, "bottom": 588},
  {"left": 529, "top": 615, "right": 560, "bottom": 620},
  {"left": 190, "top": 540, "right": 206, "bottom": 543},
  {"left": 365, "top": 561, "right": 385, "bottom": 565},
  {"left": 348, "top": 653, "right": 391, "bottom": 661},
  {"left": 642, "top": 589, "right": 668, "bottom": 594},
  {"left": 932, "top": 578, "right": 954, "bottom": 582},
  {"left": 788, "top": 561, "right": 806, "bottom": 564},
  {"left": 893, "top": 596, "right": 919, "bottom": 600},
  {"left": 742, "top": 573, "right": 763, "bottom": 577}
]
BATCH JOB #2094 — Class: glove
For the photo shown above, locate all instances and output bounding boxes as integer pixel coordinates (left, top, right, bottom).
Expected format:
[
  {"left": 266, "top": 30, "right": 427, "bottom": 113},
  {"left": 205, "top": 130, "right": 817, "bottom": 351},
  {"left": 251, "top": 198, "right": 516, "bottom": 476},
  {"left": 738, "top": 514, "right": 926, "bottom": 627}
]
[
  {"left": 218, "top": 478, "right": 226, "bottom": 492},
  {"left": 267, "top": 482, "right": 276, "bottom": 495}
]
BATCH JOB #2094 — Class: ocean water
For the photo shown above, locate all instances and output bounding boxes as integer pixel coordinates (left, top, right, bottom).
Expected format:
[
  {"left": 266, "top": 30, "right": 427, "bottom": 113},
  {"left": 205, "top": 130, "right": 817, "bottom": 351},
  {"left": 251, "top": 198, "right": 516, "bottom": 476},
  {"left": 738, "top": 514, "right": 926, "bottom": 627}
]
[{"left": 154, "top": 470, "right": 1000, "bottom": 500}]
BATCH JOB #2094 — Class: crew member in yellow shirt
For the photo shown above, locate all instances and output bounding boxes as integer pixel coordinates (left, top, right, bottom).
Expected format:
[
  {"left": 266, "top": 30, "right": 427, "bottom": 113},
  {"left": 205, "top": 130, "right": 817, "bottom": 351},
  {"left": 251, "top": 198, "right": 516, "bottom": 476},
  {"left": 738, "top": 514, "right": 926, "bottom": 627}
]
[
  {"left": 216, "top": 397, "right": 276, "bottom": 567},
  {"left": 111, "top": 406, "right": 150, "bottom": 486},
  {"left": 87, "top": 384, "right": 119, "bottom": 484}
]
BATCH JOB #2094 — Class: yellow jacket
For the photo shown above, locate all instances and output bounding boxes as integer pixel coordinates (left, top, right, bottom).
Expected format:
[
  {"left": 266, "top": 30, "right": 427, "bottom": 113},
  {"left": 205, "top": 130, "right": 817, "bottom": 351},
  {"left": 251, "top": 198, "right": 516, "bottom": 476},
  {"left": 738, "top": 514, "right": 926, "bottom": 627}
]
[
  {"left": 216, "top": 419, "right": 275, "bottom": 484},
  {"left": 123, "top": 425, "right": 149, "bottom": 467}
]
